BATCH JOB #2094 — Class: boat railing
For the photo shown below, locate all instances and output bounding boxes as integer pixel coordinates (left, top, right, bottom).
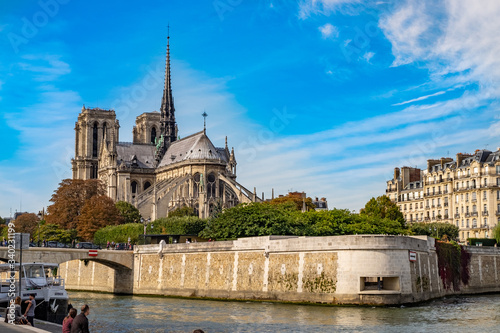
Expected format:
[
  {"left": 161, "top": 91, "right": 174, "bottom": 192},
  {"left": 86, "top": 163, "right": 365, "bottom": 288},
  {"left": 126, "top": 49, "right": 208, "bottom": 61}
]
[
  {"left": 46, "top": 276, "right": 65, "bottom": 288},
  {"left": 0, "top": 276, "right": 65, "bottom": 293}
]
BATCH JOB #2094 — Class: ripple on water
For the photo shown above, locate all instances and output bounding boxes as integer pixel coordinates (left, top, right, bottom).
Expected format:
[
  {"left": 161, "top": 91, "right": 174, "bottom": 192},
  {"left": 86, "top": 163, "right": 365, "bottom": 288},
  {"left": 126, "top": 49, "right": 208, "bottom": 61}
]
[{"left": 67, "top": 292, "right": 500, "bottom": 333}]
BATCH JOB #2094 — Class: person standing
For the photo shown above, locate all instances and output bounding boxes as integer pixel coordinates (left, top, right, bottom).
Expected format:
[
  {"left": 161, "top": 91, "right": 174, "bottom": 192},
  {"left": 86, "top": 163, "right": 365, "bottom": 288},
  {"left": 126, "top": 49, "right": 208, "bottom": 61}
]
[
  {"left": 63, "top": 308, "right": 77, "bottom": 333},
  {"left": 70, "top": 304, "right": 90, "bottom": 333},
  {"left": 24, "top": 293, "right": 36, "bottom": 327}
]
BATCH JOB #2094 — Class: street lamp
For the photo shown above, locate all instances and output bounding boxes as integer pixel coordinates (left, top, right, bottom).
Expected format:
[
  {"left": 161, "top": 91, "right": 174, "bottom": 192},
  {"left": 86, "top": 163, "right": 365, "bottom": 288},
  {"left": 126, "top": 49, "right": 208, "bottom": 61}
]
[{"left": 37, "top": 207, "right": 45, "bottom": 247}]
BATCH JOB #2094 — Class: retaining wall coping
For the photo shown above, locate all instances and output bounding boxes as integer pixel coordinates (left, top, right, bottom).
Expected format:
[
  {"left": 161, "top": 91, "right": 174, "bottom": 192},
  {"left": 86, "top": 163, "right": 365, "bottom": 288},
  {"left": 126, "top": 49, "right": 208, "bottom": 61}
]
[{"left": 134, "top": 235, "right": 433, "bottom": 255}]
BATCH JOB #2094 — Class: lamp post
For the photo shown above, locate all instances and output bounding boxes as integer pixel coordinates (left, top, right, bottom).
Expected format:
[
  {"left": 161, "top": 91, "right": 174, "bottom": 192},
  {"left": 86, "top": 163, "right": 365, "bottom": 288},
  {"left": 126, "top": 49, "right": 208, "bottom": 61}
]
[{"left": 36, "top": 207, "right": 44, "bottom": 247}]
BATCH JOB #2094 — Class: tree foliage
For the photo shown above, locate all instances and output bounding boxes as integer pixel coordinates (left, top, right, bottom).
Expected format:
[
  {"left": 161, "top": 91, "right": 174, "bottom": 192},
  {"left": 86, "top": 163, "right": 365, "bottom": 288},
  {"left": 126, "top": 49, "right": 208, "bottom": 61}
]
[
  {"left": 409, "top": 222, "right": 459, "bottom": 240},
  {"left": 168, "top": 206, "right": 197, "bottom": 218},
  {"left": 200, "top": 203, "right": 296, "bottom": 240},
  {"left": 269, "top": 192, "right": 316, "bottom": 211},
  {"left": 14, "top": 213, "right": 39, "bottom": 236},
  {"left": 93, "top": 216, "right": 207, "bottom": 245},
  {"left": 115, "top": 201, "right": 142, "bottom": 224},
  {"left": 200, "top": 201, "right": 409, "bottom": 240},
  {"left": 33, "top": 222, "right": 77, "bottom": 244},
  {"left": 47, "top": 179, "right": 105, "bottom": 229},
  {"left": 77, "top": 195, "right": 123, "bottom": 241},
  {"left": 360, "top": 195, "right": 405, "bottom": 227}
]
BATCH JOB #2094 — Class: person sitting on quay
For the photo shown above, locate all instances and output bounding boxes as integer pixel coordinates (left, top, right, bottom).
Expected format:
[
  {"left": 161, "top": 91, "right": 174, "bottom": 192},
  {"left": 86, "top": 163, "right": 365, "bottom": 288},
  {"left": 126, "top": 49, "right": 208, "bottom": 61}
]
[
  {"left": 70, "top": 304, "right": 90, "bottom": 333},
  {"left": 63, "top": 307, "right": 77, "bottom": 333}
]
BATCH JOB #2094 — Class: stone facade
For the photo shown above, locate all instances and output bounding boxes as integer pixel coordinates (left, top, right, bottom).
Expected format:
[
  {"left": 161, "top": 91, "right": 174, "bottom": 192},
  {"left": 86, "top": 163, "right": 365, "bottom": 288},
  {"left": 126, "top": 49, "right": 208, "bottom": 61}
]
[
  {"left": 71, "top": 37, "right": 260, "bottom": 219},
  {"left": 55, "top": 235, "right": 500, "bottom": 305},
  {"left": 387, "top": 150, "right": 500, "bottom": 242}
]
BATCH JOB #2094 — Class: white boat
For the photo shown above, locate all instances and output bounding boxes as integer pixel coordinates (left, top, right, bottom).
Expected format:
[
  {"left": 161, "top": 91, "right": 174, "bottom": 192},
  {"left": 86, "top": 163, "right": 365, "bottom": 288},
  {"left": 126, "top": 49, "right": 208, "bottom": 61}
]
[{"left": 0, "top": 262, "right": 69, "bottom": 324}]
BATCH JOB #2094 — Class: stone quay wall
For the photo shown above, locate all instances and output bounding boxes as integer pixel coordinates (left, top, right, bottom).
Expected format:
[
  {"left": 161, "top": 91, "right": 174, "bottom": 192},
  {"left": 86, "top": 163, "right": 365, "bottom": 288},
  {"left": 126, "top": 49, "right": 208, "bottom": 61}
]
[{"left": 59, "top": 235, "right": 500, "bottom": 305}]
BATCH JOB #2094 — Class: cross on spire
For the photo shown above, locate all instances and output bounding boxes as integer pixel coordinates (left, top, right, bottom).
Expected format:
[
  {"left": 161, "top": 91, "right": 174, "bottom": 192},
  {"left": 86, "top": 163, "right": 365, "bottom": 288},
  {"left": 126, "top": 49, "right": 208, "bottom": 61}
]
[{"left": 202, "top": 111, "right": 208, "bottom": 133}]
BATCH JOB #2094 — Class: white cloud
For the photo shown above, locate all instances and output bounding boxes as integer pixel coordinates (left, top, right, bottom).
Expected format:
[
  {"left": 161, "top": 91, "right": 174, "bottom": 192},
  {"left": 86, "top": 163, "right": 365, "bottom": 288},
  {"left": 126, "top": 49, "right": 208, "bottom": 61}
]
[
  {"left": 299, "top": 0, "right": 362, "bottom": 19},
  {"left": 319, "top": 23, "right": 339, "bottom": 39},
  {"left": 363, "top": 51, "right": 374, "bottom": 62},
  {"left": 392, "top": 90, "right": 446, "bottom": 106},
  {"left": 18, "top": 54, "right": 71, "bottom": 81}
]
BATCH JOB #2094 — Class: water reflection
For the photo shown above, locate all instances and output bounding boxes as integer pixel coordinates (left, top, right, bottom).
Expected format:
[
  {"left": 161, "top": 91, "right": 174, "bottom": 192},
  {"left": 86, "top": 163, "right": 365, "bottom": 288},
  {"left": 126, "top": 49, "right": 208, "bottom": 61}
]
[{"left": 67, "top": 292, "right": 500, "bottom": 333}]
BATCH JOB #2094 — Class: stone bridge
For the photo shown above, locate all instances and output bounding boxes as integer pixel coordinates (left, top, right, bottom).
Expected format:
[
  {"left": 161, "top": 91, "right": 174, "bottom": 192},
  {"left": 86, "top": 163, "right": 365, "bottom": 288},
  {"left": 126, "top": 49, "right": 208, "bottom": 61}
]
[
  {"left": 0, "top": 247, "right": 135, "bottom": 293},
  {"left": 0, "top": 247, "right": 134, "bottom": 270}
]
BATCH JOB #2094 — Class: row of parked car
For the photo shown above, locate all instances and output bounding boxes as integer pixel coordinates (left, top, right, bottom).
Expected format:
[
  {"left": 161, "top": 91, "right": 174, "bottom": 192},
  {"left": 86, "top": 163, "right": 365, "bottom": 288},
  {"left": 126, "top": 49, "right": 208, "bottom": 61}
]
[
  {"left": 27, "top": 241, "right": 131, "bottom": 250},
  {"left": 28, "top": 241, "right": 101, "bottom": 249}
]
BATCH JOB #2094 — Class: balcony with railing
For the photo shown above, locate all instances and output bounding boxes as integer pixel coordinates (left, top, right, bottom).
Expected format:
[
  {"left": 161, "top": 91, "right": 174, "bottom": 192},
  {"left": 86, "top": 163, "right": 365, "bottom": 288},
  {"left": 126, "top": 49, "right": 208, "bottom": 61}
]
[
  {"left": 454, "top": 213, "right": 460, "bottom": 219},
  {"left": 471, "top": 211, "right": 478, "bottom": 217},
  {"left": 482, "top": 211, "right": 489, "bottom": 216}
]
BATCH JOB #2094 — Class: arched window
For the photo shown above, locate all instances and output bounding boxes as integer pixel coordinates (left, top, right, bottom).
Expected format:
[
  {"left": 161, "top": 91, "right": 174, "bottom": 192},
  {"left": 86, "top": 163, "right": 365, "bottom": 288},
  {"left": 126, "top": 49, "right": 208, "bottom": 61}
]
[
  {"left": 102, "top": 122, "right": 107, "bottom": 139},
  {"left": 131, "top": 181, "right": 138, "bottom": 195},
  {"left": 151, "top": 127, "right": 157, "bottom": 144},
  {"left": 207, "top": 173, "right": 216, "bottom": 198},
  {"left": 144, "top": 181, "right": 151, "bottom": 191},
  {"left": 92, "top": 122, "right": 98, "bottom": 157},
  {"left": 91, "top": 163, "right": 98, "bottom": 179}
]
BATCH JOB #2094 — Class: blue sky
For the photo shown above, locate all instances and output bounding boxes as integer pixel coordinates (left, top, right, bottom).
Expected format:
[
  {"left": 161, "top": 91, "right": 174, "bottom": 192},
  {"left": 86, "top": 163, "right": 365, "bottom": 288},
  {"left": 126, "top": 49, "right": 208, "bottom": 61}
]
[{"left": 1, "top": 0, "right": 500, "bottom": 218}]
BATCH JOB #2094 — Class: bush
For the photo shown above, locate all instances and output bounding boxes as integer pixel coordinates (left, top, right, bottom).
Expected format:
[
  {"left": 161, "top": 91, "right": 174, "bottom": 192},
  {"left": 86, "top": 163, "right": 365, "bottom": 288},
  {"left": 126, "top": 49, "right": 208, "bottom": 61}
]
[
  {"left": 468, "top": 238, "right": 497, "bottom": 246},
  {"left": 93, "top": 216, "right": 207, "bottom": 245}
]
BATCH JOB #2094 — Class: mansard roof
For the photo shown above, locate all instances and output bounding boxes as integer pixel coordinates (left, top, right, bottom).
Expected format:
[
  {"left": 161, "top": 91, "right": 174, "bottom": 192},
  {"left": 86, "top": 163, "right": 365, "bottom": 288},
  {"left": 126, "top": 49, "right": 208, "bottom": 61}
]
[
  {"left": 116, "top": 142, "right": 156, "bottom": 169},
  {"left": 158, "top": 130, "right": 229, "bottom": 167}
]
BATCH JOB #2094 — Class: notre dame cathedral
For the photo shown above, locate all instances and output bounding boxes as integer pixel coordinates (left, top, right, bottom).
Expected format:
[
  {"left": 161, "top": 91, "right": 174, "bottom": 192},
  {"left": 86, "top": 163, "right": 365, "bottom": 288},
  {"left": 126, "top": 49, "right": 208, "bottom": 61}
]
[{"left": 71, "top": 36, "right": 261, "bottom": 219}]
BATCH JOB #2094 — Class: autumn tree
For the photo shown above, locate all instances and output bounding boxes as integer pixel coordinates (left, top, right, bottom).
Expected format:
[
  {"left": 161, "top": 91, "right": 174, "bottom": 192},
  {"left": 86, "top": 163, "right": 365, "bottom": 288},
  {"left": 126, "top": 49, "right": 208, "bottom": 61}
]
[
  {"left": 77, "top": 195, "right": 123, "bottom": 241},
  {"left": 46, "top": 179, "right": 105, "bottom": 229},
  {"left": 269, "top": 192, "right": 316, "bottom": 211},
  {"left": 14, "top": 213, "right": 40, "bottom": 236},
  {"left": 115, "top": 201, "right": 142, "bottom": 224}
]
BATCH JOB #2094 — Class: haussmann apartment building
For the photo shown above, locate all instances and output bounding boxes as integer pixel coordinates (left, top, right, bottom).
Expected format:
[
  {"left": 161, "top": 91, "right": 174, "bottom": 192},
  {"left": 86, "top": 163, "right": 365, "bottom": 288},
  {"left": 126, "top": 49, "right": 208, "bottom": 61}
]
[{"left": 386, "top": 149, "right": 500, "bottom": 242}]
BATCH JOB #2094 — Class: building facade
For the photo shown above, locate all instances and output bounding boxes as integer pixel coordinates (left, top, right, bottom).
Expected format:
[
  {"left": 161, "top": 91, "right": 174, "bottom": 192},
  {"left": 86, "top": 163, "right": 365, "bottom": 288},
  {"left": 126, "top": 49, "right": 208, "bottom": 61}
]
[
  {"left": 386, "top": 150, "right": 500, "bottom": 242},
  {"left": 72, "top": 36, "right": 260, "bottom": 220}
]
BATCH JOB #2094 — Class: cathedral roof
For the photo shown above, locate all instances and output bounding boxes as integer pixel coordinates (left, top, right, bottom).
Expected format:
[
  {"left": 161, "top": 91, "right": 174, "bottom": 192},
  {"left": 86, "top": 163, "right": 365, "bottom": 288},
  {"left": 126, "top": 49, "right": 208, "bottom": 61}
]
[
  {"left": 116, "top": 142, "right": 156, "bottom": 169},
  {"left": 158, "top": 130, "right": 228, "bottom": 167}
]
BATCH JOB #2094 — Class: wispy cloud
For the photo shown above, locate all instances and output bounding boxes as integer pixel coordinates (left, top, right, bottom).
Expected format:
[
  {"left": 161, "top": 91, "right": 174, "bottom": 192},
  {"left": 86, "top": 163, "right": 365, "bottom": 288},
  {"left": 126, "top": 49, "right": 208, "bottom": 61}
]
[
  {"left": 299, "top": 0, "right": 363, "bottom": 19},
  {"left": 392, "top": 90, "right": 446, "bottom": 106},
  {"left": 319, "top": 23, "right": 339, "bottom": 39},
  {"left": 17, "top": 54, "right": 71, "bottom": 82}
]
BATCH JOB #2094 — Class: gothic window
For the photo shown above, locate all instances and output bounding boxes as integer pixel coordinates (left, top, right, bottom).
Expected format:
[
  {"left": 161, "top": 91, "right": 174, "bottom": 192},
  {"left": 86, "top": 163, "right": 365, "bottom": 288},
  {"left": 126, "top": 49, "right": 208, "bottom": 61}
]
[
  {"left": 207, "top": 173, "right": 216, "bottom": 198},
  {"left": 91, "top": 163, "right": 98, "bottom": 179},
  {"left": 102, "top": 122, "right": 107, "bottom": 139},
  {"left": 151, "top": 127, "right": 157, "bottom": 144},
  {"left": 193, "top": 173, "right": 201, "bottom": 198},
  {"left": 131, "top": 181, "right": 138, "bottom": 195},
  {"left": 144, "top": 181, "right": 151, "bottom": 191},
  {"left": 92, "top": 122, "right": 98, "bottom": 157}
]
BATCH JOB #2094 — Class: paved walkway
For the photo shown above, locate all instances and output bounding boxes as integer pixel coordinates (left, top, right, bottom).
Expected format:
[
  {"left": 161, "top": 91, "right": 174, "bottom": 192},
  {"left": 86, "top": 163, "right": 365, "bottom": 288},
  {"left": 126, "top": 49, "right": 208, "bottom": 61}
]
[{"left": 0, "top": 318, "right": 61, "bottom": 333}]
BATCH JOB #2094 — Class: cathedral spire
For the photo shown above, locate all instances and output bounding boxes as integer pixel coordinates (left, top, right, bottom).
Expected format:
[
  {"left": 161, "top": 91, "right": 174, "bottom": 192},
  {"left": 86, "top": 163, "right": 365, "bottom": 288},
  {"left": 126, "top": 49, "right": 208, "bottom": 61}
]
[{"left": 160, "top": 25, "right": 177, "bottom": 147}]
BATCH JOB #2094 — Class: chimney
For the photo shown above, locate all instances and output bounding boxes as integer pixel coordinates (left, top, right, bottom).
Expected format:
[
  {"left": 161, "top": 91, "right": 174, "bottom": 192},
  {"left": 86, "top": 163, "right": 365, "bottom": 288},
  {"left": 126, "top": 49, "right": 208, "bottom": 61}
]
[
  {"left": 394, "top": 167, "right": 400, "bottom": 180},
  {"left": 456, "top": 153, "right": 463, "bottom": 167}
]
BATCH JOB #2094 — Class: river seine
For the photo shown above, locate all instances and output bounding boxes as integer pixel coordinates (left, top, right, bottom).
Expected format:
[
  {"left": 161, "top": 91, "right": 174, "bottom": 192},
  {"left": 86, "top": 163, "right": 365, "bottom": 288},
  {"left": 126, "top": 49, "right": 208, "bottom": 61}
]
[{"left": 67, "top": 291, "right": 500, "bottom": 332}]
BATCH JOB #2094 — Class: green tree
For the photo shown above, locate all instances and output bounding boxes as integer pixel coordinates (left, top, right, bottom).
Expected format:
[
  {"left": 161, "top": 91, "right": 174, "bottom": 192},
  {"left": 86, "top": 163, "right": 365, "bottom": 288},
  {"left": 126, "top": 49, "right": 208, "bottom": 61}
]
[
  {"left": 360, "top": 195, "right": 405, "bottom": 227},
  {"left": 115, "top": 201, "right": 142, "bottom": 224},
  {"left": 409, "top": 222, "right": 459, "bottom": 240},
  {"left": 168, "top": 206, "right": 196, "bottom": 218},
  {"left": 33, "top": 222, "right": 77, "bottom": 244},
  {"left": 494, "top": 224, "right": 500, "bottom": 244},
  {"left": 200, "top": 202, "right": 295, "bottom": 240},
  {"left": 0, "top": 216, "right": 5, "bottom": 225}
]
